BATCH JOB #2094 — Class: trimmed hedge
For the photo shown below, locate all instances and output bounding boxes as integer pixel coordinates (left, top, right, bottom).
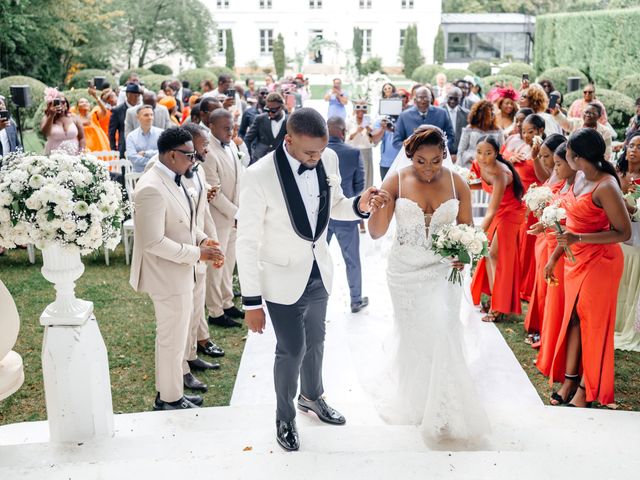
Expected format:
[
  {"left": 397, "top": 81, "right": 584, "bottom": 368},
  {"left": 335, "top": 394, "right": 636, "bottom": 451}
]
[
  {"left": 468, "top": 60, "right": 491, "bottom": 78},
  {"left": 439, "top": 68, "right": 474, "bottom": 84},
  {"left": 179, "top": 69, "right": 217, "bottom": 89},
  {"left": 537, "top": 67, "right": 589, "bottom": 95},
  {"left": 499, "top": 62, "right": 535, "bottom": 79},
  {"left": 0, "top": 75, "right": 48, "bottom": 128},
  {"left": 564, "top": 88, "right": 635, "bottom": 138},
  {"left": 482, "top": 74, "right": 521, "bottom": 89},
  {"left": 613, "top": 75, "right": 640, "bottom": 103},
  {"left": 67, "top": 69, "right": 116, "bottom": 90},
  {"left": 118, "top": 68, "right": 154, "bottom": 86},
  {"left": 411, "top": 64, "right": 445, "bottom": 84},
  {"left": 534, "top": 8, "right": 640, "bottom": 88},
  {"left": 140, "top": 74, "right": 171, "bottom": 93},
  {"left": 207, "top": 66, "right": 235, "bottom": 79},
  {"left": 150, "top": 64, "right": 173, "bottom": 76}
]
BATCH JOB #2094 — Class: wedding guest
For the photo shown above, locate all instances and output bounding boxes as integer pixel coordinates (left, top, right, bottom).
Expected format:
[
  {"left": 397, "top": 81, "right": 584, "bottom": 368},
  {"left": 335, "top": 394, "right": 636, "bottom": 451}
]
[
  {"left": 539, "top": 79, "right": 555, "bottom": 98},
  {"left": 443, "top": 87, "right": 469, "bottom": 163},
  {"left": 551, "top": 102, "right": 612, "bottom": 161},
  {"left": 493, "top": 88, "right": 519, "bottom": 132},
  {"left": 0, "top": 96, "right": 22, "bottom": 156},
  {"left": 243, "top": 92, "right": 288, "bottom": 164},
  {"left": 471, "top": 134, "right": 525, "bottom": 321},
  {"left": 109, "top": 83, "right": 142, "bottom": 157},
  {"left": 200, "top": 79, "right": 215, "bottom": 95},
  {"left": 546, "top": 128, "right": 630, "bottom": 408},
  {"left": 326, "top": 116, "right": 368, "bottom": 313},
  {"left": 239, "top": 87, "right": 268, "bottom": 139},
  {"left": 519, "top": 84, "right": 562, "bottom": 135},
  {"left": 434, "top": 72, "right": 447, "bottom": 99},
  {"left": 500, "top": 108, "right": 533, "bottom": 163},
  {"left": 125, "top": 91, "right": 173, "bottom": 137},
  {"left": 456, "top": 100, "right": 503, "bottom": 168},
  {"left": 158, "top": 96, "right": 180, "bottom": 126},
  {"left": 324, "top": 78, "right": 349, "bottom": 120},
  {"left": 125, "top": 105, "right": 162, "bottom": 172},
  {"left": 129, "top": 127, "right": 224, "bottom": 410},
  {"left": 346, "top": 99, "right": 374, "bottom": 192},
  {"left": 76, "top": 97, "right": 110, "bottom": 152},
  {"left": 264, "top": 73, "right": 275, "bottom": 91},
  {"left": 41, "top": 90, "right": 85, "bottom": 155},
  {"left": 116, "top": 71, "right": 142, "bottom": 106},
  {"left": 381, "top": 82, "right": 396, "bottom": 99},
  {"left": 568, "top": 83, "right": 608, "bottom": 127},
  {"left": 88, "top": 86, "right": 117, "bottom": 138},
  {"left": 244, "top": 78, "right": 256, "bottom": 100},
  {"left": 202, "top": 109, "right": 245, "bottom": 328},
  {"left": 624, "top": 98, "right": 640, "bottom": 144}
]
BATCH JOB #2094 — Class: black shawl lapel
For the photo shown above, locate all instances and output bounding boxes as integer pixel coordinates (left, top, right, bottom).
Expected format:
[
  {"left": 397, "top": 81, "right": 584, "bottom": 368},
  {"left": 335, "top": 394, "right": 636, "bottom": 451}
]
[
  {"left": 273, "top": 145, "right": 314, "bottom": 241},
  {"left": 314, "top": 160, "right": 330, "bottom": 241}
]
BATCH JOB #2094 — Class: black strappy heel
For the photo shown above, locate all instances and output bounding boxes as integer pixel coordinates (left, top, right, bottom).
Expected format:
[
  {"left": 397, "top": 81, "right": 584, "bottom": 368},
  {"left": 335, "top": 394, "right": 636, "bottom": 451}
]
[{"left": 550, "top": 373, "right": 579, "bottom": 406}]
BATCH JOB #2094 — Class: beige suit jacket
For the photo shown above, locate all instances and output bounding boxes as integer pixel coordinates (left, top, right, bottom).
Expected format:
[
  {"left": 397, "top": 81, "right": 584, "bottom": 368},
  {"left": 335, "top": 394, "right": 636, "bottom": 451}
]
[
  {"left": 129, "top": 163, "right": 207, "bottom": 296},
  {"left": 201, "top": 135, "right": 242, "bottom": 223}
]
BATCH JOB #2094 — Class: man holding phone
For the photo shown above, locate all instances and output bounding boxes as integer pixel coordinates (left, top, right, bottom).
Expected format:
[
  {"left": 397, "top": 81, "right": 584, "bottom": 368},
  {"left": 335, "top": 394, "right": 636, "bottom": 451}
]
[
  {"left": 346, "top": 100, "right": 374, "bottom": 195},
  {"left": 0, "top": 96, "right": 21, "bottom": 157},
  {"left": 324, "top": 78, "right": 348, "bottom": 120}
]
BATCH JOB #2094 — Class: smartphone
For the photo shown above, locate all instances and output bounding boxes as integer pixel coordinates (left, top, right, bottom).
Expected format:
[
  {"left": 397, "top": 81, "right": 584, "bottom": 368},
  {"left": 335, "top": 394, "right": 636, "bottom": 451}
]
[
  {"left": 53, "top": 98, "right": 61, "bottom": 107},
  {"left": 225, "top": 89, "right": 236, "bottom": 98},
  {"left": 93, "top": 76, "right": 105, "bottom": 90},
  {"left": 362, "top": 114, "right": 371, "bottom": 128},
  {"left": 522, "top": 73, "right": 529, "bottom": 82},
  {"left": 285, "top": 93, "right": 296, "bottom": 111},
  {"left": 548, "top": 92, "right": 560, "bottom": 110},
  {"left": 0, "top": 110, "right": 9, "bottom": 121}
]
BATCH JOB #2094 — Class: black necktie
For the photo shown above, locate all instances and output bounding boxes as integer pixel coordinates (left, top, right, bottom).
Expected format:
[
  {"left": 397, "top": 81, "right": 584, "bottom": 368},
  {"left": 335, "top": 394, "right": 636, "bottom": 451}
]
[
  {"left": 174, "top": 174, "right": 182, "bottom": 186},
  {"left": 298, "top": 164, "right": 315, "bottom": 175}
]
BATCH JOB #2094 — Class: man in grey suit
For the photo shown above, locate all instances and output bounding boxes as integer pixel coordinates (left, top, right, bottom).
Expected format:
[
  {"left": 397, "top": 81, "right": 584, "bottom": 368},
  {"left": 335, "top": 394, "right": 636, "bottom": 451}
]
[
  {"left": 443, "top": 87, "right": 469, "bottom": 163},
  {"left": 125, "top": 91, "right": 173, "bottom": 137}
]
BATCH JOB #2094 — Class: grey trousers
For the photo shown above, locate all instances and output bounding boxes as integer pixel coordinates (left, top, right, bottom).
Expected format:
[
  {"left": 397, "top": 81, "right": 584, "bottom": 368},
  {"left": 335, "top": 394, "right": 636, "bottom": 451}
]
[{"left": 266, "top": 263, "right": 329, "bottom": 422}]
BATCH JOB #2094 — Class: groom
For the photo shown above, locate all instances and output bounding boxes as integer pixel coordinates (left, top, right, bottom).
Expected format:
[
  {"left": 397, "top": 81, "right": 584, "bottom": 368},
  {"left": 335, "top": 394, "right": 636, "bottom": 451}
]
[{"left": 236, "top": 108, "right": 380, "bottom": 451}]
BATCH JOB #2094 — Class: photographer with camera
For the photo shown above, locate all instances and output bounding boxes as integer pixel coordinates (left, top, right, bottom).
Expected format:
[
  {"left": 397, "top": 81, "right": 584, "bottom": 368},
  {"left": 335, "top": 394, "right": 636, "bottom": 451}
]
[
  {"left": 41, "top": 89, "right": 85, "bottom": 155},
  {"left": 346, "top": 99, "right": 374, "bottom": 191},
  {"left": 324, "top": 78, "right": 349, "bottom": 120},
  {"left": 370, "top": 86, "right": 409, "bottom": 180},
  {"left": 0, "top": 96, "right": 21, "bottom": 157}
]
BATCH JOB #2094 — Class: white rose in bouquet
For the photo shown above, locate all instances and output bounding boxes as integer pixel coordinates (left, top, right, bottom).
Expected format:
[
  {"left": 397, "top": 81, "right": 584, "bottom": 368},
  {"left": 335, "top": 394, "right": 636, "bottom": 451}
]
[
  {"left": 431, "top": 223, "right": 489, "bottom": 285},
  {"left": 449, "top": 227, "right": 463, "bottom": 242},
  {"left": 469, "top": 239, "right": 484, "bottom": 255},
  {"left": 523, "top": 184, "right": 554, "bottom": 215},
  {"left": 460, "top": 231, "right": 475, "bottom": 247}
]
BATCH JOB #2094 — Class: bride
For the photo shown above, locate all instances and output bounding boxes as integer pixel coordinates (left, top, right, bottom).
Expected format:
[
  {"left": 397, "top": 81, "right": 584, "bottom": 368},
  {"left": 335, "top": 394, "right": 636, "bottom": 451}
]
[{"left": 367, "top": 125, "right": 490, "bottom": 446}]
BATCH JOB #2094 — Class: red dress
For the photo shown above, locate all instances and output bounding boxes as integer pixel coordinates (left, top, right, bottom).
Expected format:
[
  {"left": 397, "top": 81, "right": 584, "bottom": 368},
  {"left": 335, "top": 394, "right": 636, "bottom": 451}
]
[
  {"left": 471, "top": 171, "right": 526, "bottom": 314},
  {"left": 549, "top": 182, "right": 623, "bottom": 404},
  {"left": 515, "top": 156, "right": 539, "bottom": 302}
]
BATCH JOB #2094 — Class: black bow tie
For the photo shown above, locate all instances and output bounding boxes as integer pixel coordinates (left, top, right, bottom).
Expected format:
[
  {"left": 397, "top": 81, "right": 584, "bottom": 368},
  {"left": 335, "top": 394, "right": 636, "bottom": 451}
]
[
  {"left": 174, "top": 174, "right": 182, "bottom": 186},
  {"left": 221, "top": 142, "right": 230, "bottom": 148},
  {"left": 297, "top": 164, "right": 315, "bottom": 175}
]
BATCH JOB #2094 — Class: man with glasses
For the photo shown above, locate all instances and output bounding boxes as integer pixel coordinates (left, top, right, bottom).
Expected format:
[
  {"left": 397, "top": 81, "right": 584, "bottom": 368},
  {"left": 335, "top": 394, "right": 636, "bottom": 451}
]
[
  {"left": 239, "top": 87, "right": 268, "bottom": 140},
  {"left": 568, "top": 83, "right": 609, "bottom": 127},
  {"left": 130, "top": 127, "right": 224, "bottom": 410},
  {"left": 244, "top": 92, "right": 288, "bottom": 164},
  {"left": 443, "top": 87, "right": 469, "bottom": 163},
  {"left": 552, "top": 101, "right": 613, "bottom": 161}
]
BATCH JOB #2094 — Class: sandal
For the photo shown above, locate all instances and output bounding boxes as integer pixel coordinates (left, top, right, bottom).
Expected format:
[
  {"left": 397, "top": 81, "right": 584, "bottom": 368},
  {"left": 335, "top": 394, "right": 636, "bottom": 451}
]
[
  {"left": 480, "top": 299, "right": 491, "bottom": 313},
  {"left": 550, "top": 374, "right": 579, "bottom": 406},
  {"left": 566, "top": 385, "right": 592, "bottom": 408},
  {"left": 481, "top": 311, "right": 503, "bottom": 322}
]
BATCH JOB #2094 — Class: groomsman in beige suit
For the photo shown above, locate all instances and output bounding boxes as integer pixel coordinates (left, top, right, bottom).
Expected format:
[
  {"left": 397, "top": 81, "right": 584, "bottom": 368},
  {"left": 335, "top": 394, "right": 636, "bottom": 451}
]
[
  {"left": 130, "top": 127, "right": 224, "bottom": 410},
  {"left": 202, "top": 109, "right": 245, "bottom": 328}
]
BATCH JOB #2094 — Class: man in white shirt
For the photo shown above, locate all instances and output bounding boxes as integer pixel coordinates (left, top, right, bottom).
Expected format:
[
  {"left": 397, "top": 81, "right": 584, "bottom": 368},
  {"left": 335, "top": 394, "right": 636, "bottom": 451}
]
[
  {"left": 126, "top": 105, "right": 163, "bottom": 172},
  {"left": 243, "top": 92, "right": 288, "bottom": 164},
  {"left": 443, "top": 87, "right": 469, "bottom": 162}
]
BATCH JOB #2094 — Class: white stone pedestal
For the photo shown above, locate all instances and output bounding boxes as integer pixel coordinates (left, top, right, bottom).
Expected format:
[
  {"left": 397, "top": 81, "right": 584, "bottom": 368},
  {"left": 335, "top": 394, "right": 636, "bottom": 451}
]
[
  {"left": 39, "top": 244, "right": 114, "bottom": 443},
  {"left": 0, "top": 280, "right": 24, "bottom": 401}
]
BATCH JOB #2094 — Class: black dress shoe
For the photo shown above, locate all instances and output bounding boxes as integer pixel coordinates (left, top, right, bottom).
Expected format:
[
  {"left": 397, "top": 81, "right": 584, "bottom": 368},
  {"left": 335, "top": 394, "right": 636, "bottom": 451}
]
[
  {"left": 187, "top": 357, "right": 220, "bottom": 371},
  {"left": 184, "top": 372, "right": 208, "bottom": 392},
  {"left": 224, "top": 305, "right": 245, "bottom": 319},
  {"left": 350, "top": 297, "right": 369, "bottom": 313},
  {"left": 297, "top": 395, "right": 346, "bottom": 425},
  {"left": 276, "top": 419, "right": 299, "bottom": 451},
  {"left": 233, "top": 290, "right": 241, "bottom": 298},
  {"left": 153, "top": 394, "right": 200, "bottom": 411},
  {"left": 197, "top": 339, "right": 225, "bottom": 357},
  {"left": 208, "top": 314, "right": 242, "bottom": 328},
  {"left": 184, "top": 394, "right": 203, "bottom": 406}
]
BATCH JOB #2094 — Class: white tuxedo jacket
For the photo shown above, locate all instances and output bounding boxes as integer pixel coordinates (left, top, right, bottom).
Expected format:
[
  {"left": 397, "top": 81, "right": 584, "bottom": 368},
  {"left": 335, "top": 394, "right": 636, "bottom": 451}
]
[{"left": 236, "top": 145, "right": 368, "bottom": 306}]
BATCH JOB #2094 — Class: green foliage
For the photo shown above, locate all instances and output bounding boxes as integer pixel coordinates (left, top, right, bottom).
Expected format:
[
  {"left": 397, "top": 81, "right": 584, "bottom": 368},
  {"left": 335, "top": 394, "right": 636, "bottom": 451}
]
[
  {"left": 537, "top": 67, "right": 589, "bottom": 95},
  {"left": 67, "top": 69, "right": 116, "bottom": 90},
  {"left": 353, "top": 28, "right": 364, "bottom": 76},
  {"left": 534, "top": 8, "right": 640, "bottom": 88},
  {"left": 468, "top": 60, "right": 492, "bottom": 78},
  {"left": 565, "top": 88, "right": 635, "bottom": 138},
  {"left": 0, "top": 76, "right": 48, "bottom": 128},
  {"left": 207, "top": 66, "right": 235, "bottom": 79},
  {"left": 442, "top": 0, "right": 640, "bottom": 15},
  {"left": 272, "top": 33, "right": 286, "bottom": 79},
  {"left": 499, "top": 62, "right": 535, "bottom": 78},
  {"left": 179, "top": 69, "right": 217, "bottom": 89},
  {"left": 402, "top": 25, "right": 424, "bottom": 79},
  {"left": 434, "top": 27, "right": 445, "bottom": 65},
  {"left": 362, "top": 57, "right": 383, "bottom": 75},
  {"left": 118, "top": 68, "right": 154, "bottom": 86},
  {"left": 411, "top": 64, "right": 445, "bottom": 84},
  {"left": 140, "top": 74, "right": 171, "bottom": 93},
  {"left": 613, "top": 75, "right": 640, "bottom": 102},
  {"left": 441, "top": 68, "right": 474, "bottom": 84},
  {"left": 225, "top": 30, "right": 235, "bottom": 70},
  {"left": 482, "top": 74, "right": 521, "bottom": 89},
  {"left": 149, "top": 64, "right": 173, "bottom": 76}
]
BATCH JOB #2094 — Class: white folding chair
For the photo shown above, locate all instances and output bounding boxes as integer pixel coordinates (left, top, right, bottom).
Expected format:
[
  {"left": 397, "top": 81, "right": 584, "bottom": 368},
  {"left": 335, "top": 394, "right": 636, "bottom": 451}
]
[
  {"left": 472, "top": 189, "right": 491, "bottom": 226},
  {"left": 122, "top": 172, "right": 143, "bottom": 265},
  {"left": 26, "top": 244, "right": 36, "bottom": 264},
  {"left": 92, "top": 150, "right": 120, "bottom": 170},
  {"left": 107, "top": 158, "right": 133, "bottom": 177}
]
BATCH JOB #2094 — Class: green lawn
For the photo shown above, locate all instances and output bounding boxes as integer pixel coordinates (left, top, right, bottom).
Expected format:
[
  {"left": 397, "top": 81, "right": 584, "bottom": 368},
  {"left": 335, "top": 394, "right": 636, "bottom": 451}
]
[{"left": 0, "top": 246, "right": 247, "bottom": 425}]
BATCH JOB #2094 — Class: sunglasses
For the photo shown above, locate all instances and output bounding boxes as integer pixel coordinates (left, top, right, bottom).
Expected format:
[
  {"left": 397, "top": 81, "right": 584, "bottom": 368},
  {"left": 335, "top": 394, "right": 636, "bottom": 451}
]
[
  {"left": 259, "top": 91, "right": 269, "bottom": 96},
  {"left": 264, "top": 106, "right": 282, "bottom": 113},
  {"left": 173, "top": 149, "right": 196, "bottom": 160},
  {"left": 583, "top": 90, "right": 594, "bottom": 94},
  {"left": 354, "top": 105, "right": 368, "bottom": 110}
]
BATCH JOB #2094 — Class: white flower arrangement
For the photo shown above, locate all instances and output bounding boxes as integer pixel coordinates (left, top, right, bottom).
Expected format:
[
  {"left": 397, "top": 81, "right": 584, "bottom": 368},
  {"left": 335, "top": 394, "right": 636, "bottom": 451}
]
[
  {"left": 452, "top": 165, "right": 480, "bottom": 185},
  {"left": 431, "top": 224, "right": 489, "bottom": 285},
  {"left": 0, "top": 151, "right": 129, "bottom": 255},
  {"left": 523, "top": 183, "right": 554, "bottom": 216},
  {"left": 327, "top": 174, "right": 340, "bottom": 188},
  {"left": 540, "top": 201, "right": 575, "bottom": 263}
]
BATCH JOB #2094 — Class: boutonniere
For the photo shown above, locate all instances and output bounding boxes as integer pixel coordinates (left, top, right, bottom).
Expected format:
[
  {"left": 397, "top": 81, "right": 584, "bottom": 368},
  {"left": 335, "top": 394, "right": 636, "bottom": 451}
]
[
  {"left": 327, "top": 174, "right": 340, "bottom": 188},
  {"left": 237, "top": 150, "right": 245, "bottom": 161},
  {"left": 186, "top": 187, "right": 197, "bottom": 199}
]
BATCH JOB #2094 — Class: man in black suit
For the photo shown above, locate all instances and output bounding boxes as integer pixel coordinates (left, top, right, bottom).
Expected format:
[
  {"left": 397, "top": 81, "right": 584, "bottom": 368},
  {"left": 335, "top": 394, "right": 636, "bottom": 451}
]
[
  {"left": 326, "top": 116, "right": 368, "bottom": 313},
  {"left": 443, "top": 87, "right": 469, "bottom": 163},
  {"left": 0, "top": 96, "right": 22, "bottom": 157},
  {"left": 109, "top": 83, "right": 142, "bottom": 158},
  {"left": 243, "top": 92, "right": 288, "bottom": 164},
  {"left": 238, "top": 87, "right": 268, "bottom": 139}
]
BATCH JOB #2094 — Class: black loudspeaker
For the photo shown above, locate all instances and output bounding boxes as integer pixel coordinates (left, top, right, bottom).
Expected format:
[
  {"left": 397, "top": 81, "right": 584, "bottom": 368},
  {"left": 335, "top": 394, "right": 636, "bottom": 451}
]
[
  {"left": 10, "top": 85, "right": 31, "bottom": 108},
  {"left": 567, "top": 77, "right": 581, "bottom": 93}
]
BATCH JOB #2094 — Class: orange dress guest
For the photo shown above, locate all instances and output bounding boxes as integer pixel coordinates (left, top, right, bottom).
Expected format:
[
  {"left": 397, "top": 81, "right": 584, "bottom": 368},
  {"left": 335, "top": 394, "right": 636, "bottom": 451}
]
[
  {"left": 546, "top": 129, "right": 631, "bottom": 408},
  {"left": 471, "top": 134, "right": 526, "bottom": 321},
  {"left": 76, "top": 97, "right": 110, "bottom": 152},
  {"left": 89, "top": 87, "right": 118, "bottom": 138}
]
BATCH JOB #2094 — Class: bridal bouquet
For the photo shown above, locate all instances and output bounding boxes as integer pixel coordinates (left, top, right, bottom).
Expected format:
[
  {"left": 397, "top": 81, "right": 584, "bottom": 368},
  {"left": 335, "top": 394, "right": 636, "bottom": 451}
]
[
  {"left": 431, "top": 224, "right": 488, "bottom": 285},
  {"left": 0, "top": 151, "right": 128, "bottom": 254},
  {"left": 523, "top": 184, "right": 554, "bottom": 216},
  {"left": 540, "top": 202, "right": 575, "bottom": 263},
  {"left": 452, "top": 165, "right": 480, "bottom": 185}
]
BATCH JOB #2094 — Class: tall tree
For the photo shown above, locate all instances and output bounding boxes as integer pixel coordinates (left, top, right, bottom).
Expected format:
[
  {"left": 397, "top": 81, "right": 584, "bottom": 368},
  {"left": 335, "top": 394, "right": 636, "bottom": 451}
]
[
  {"left": 402, "top": 25, "right": 424, "bottom": 79},
  {"left": 433, "top": 27, "right": 445, "bottom": 65},
  {"left": 352, "top": 27, "right": 363, "bottom": 77},
  {"left": 225, "top": 30, "right": 235, "bottom": 70},
  {"left": 272, "top": 33, "right": 286, "bottom": 79}
]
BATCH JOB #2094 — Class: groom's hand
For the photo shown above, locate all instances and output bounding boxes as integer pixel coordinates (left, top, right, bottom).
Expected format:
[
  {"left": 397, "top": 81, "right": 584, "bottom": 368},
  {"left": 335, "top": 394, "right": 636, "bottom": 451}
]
[
  {"left": 359, "top": 186, "right": 380, "bottom": 213},
  {"left": 246, "top": 308, "right": 266, "bottom": 334}
]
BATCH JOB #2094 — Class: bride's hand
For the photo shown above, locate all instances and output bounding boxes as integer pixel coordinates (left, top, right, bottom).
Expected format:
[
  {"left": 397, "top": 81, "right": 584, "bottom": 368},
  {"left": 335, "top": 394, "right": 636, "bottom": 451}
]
[{"left": 451, "top": 258, "right": 465, "bottom": 271}]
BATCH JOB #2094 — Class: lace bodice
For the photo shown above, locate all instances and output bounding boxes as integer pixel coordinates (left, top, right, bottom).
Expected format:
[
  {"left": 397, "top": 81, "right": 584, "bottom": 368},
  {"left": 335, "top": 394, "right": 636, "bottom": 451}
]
[{"left": 395, "top": 198, "right": 460, "bottom": 248}]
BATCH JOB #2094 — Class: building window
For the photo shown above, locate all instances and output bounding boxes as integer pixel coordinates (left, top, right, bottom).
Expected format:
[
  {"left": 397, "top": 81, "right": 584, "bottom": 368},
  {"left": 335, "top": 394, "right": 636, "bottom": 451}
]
[
  {"left": 359, "top": 0, "right": 372, "bottom": 7},
  {"left": 216, "top": 0, "right": 229, "bottom": 7},
  {"left": 259, "top": 0, "right": 272, "bottom": 8},
  {"left": 399, "top": 29, "right": 406, "bottom": 49},
  {"left": 217, "top": 29, "right": 230, "bottom": 54},
  {"left": 446, "top": 32, "right": 530, "bottom": 62},
  {"left": 362, "top": 29, "right": 372, "bottom": 56},
  {"left": 260, "top": 29, "right": 274, "bottom": 55},
  {"left": 309, "top": 0, "right": 322, "bottom": 8},
  {"left": 401, "top": 0, "right": 413, "bottom": 8}
]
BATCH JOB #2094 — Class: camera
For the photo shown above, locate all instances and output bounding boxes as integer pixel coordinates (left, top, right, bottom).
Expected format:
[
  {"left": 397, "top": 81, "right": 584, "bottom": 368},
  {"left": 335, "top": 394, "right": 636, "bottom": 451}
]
[
  {"left": 225, "top": 89, "right": 236, "bottom": 98},
  {"left": 52, "top": 98, "right": 61, "bottom": 107},
  {"left": 0, "top": 110, "right": 9, "bottom": 121},
  {"left": 381, "top": 115, "right": 396, "bottom": 132}
]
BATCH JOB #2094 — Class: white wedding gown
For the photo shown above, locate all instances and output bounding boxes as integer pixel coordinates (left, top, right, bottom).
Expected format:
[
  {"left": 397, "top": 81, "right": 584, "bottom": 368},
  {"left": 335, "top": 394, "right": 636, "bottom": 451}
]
[{"left": 379, "top": 170, "right": 490, "bottom": 447}]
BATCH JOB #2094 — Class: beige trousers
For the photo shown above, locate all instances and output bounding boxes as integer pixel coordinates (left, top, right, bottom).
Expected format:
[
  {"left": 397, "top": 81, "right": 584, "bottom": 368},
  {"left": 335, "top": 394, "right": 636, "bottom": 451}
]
[
  {"left": 151, "top": 292, "right": 192, "bottom": 403},
  {"left": 183, "top": 267, "right": 207, "bottom": 373},
  {"left": 205, "top": 220, "right": 236, "bottom": 318}
]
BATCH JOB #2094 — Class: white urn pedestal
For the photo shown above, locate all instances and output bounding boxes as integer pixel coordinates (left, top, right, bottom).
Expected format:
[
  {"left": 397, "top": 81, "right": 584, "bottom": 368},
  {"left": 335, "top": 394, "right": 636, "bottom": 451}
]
[
  {"left": 0, "top": 280, "right": 24, "bottom": 401},
  {"left": 40, "top": 244, "right": 114, "bottom": 443}
]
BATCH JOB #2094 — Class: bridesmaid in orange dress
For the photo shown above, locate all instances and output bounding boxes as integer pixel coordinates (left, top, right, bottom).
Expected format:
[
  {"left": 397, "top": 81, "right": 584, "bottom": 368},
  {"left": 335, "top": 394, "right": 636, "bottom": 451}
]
[
  {"left": 516, "top": 114, "right": 548, "bottom": 302},
  {"left": 545, "top": 129, "right": 631, "bottom": 407},
  {"left": 471, "top": 134, "right": 526, "bottom": 321},
  {"left": 523, "top": 134, "right": 567, "bottom": 337}
]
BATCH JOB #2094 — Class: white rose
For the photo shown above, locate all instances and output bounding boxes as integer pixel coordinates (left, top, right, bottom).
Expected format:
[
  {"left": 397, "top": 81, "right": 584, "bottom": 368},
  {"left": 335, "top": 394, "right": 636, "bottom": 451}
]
[
  {"left": 460, "top": 231, "right": 475, "bottom": 247},
  {"left": 25, "top": 194, "right": 42, "bottom": 210},
  {"left": 469, "top": 239, "right": 484, "bottom": 255},
  {"left": 61, "top": 220, "right": 77, "bottom": 235},
  {"left": 449, "top": 228, "right": 463, "bottom": 242}
]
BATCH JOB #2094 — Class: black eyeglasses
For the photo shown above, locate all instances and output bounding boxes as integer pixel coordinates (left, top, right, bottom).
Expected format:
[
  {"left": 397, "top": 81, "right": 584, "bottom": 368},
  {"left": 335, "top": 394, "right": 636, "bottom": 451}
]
[
  {"left": 259, "top": 91, "right": 269, "bottom": 96},
  {"left": 173, "top": 149, "right": 196, "bottom": 160},
  {"left": 264, "top": 106, "right": 282, "bottom": 113}
]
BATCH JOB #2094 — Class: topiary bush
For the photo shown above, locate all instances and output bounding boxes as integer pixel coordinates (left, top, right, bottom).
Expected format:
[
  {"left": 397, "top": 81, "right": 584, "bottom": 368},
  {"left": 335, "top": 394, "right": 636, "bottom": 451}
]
[
  {"left": 613, "top": 75, "right": 640, "bottom": 103},
  {"left": 149, "top": 64, "right": 173, "bottom": 76},
  {"left": 207, "top": 66, "right": 235, "bottom": 79},
  {"left": 468, "top": 60, "right": 492, "bottom": 78},
  {"left": 0, "top": 75, "right": 48, "bottom": 129},
  {"left": 67, "top": 69, "right": 116, "bottom": 90},
  {"left": 362, "top": 57, "right": 383, "bottom": 75},
  {"left": 439, "top": 68, "right": 474, "bottom": 84},
  {"left": 179, "top": 69, "right": 218, "bottom": 89},
  {"left": 482, "top": 74, "right": 521, "bottom": 89},
  {"left": 499, "top": 62, "right": 535, "bottom": 79},
  {"left": 537, "top": 67, "right": 589, "bottom": 95},
  {"left": 410, "top": 64, "right": 445, "bottom": 84},
  {"left": 564, "top": 88, "right": 635, "bottom": 138},
  {"left": 118, "top": 68, "right": 154, "bottom": 86},
  {"left": 140, "top": 74, "right": 171, "bottom": 93}
]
